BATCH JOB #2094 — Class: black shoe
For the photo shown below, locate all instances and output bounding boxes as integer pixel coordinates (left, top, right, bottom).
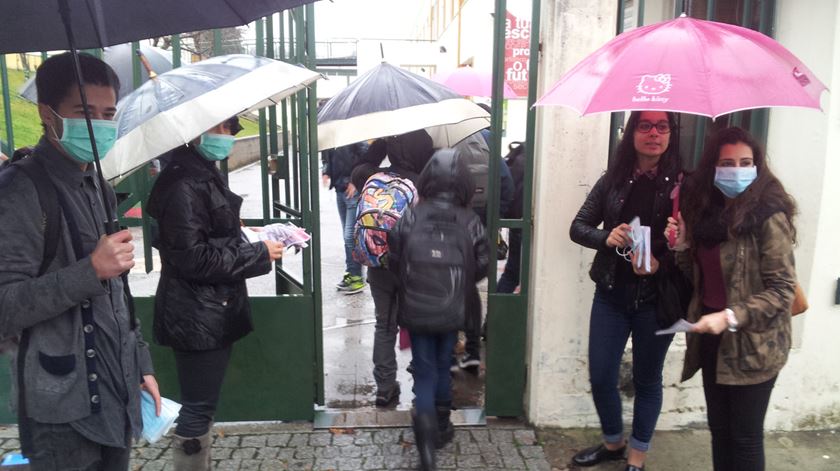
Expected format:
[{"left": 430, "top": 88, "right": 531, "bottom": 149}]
[
  {"left": 625, "top": 465, "right": 644, "bottom": 471},
  {"left": 412, "top": 410, "right": 438, "bottom": 470},
  {"left": 458, "top": 352, "right": 481, "bottom": 373},
  {"left": 375, "top": 383, "right": 400, "bottom": 407},
  {"left": 434, "top": 402, "right": 454, "bottom": 449},
  {"left": 571, "top": 443, "right": 626, "bottom": 467}
]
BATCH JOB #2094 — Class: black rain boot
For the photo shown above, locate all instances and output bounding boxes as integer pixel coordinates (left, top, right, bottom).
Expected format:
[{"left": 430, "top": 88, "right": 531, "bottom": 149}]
[
  {"left": 412, "top": 410, "right": 438, "bottom": 471},
  {"left": 434, "top": 402, "right": 454, "bottom": 449}
]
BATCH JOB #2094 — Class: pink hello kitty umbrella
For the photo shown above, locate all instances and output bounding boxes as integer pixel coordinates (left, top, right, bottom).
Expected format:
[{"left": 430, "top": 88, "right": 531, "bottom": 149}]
[{"left": 534, "top": 14, "right": 827, "bottom": 119}]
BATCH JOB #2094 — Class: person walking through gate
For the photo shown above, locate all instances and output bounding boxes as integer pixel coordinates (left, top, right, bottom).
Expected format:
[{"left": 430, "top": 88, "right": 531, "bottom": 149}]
[
  {"left": 350, "top": 129, "right": 434, "bottom": 407},
  {"left": 388, "top": 149, "right": 489, "bottom": 470},
  {"left": 322, "top": 141, "right": 369, "bottom": 294},
  {"left": 147, "top": 117, "right": 283, "bottom": 470},
  {"left": 667, "top": 127, "right": 797, "bottom": 471},
  {"left": 0, "top": 52, "right": 161, "bottom": 470},
  {"left": 569, "top": 111, "right": 682, "bottom": 471}
]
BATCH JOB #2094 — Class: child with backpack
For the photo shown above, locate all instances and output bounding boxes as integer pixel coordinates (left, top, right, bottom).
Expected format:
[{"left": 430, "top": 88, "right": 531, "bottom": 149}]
[{"left": 388, "top": 149, "right": 489, "bottom": 471}]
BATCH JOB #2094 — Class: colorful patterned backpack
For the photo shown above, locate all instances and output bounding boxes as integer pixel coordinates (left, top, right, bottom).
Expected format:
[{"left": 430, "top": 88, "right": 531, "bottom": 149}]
[{"left": 352, "top": 172, "right": 418, "bottom": 268}]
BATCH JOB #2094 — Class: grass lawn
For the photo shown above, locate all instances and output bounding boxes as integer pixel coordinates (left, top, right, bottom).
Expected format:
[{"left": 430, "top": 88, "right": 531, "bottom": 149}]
[{"left": 0, "top": 68, "right": 42, "bottom": 151}]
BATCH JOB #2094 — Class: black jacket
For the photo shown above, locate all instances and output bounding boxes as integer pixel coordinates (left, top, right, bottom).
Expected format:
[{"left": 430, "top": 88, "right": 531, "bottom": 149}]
[
  {"left": 569, "top": 168, "right": 679, "bottom": 307},
  {"left": 147, "top": 146, "right": 271, "bottom": 351},
  {"left": 389, "top": 149, "right": 489, "bottom": 284},
  {"left": 350, "top": 129, "right": 434, "bottom": 190},
  {"left": 321, "top": 142, "right": 368, "bottom": 192}
]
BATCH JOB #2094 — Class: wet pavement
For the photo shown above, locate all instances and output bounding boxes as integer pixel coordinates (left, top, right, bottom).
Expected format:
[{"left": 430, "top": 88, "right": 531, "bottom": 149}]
[{"left": 127, "top": 162, "right": 487, "bottom": 418}]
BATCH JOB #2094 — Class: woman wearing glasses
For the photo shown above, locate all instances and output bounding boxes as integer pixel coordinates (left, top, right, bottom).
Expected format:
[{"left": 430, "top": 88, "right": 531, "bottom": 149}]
[
  {"left": 569, "top": 111, "right": 682, "bottom": 471},
  {"left": 667, "top": 127, "right": 796, "bottom": 471}
]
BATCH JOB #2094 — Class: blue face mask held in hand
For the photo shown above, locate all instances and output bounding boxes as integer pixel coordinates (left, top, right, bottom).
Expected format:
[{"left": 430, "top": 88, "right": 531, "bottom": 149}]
[
  {"left": 196, "top": 133, "right": 235, "bottom": 161},
  {"left": 714, "top": 166, "right": 757, "bottom": 198},
  {"left": 141, "top": 390, "right": 181, "bottom": 443}
]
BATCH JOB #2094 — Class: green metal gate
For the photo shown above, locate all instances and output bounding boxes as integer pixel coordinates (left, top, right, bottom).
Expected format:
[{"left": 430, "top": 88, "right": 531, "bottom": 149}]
[{"left": 0, "top": 4, "right": 323, "bottom": 423}]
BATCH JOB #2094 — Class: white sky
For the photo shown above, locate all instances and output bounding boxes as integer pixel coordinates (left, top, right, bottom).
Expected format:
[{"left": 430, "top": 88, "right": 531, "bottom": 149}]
[{"left": 314, "top": 0, "right": 427, "bottom": 41}]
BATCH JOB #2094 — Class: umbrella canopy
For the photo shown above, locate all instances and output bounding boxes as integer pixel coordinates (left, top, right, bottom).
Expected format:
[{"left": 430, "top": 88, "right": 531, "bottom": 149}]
[
  {"left": 101, "top": 54, "right": 320, "bottom": 182},
  {"left": 0, "top": 0, "right": 321, "bottom": 54},
  {"left": 432, "top": 66, "right": 518, "bottom": 99},
  {"left": 535, "top": 15, "right": 828, "bottom": 119},
  {"left": 18, "top": 43, "right": 173, "bottom": 103},
  {"left": 317, "top": 63, "right": 490, "bottom": 150}
]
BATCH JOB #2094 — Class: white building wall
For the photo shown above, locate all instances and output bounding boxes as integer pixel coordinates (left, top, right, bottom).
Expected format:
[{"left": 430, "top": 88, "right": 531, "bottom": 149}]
[{"left": 527, "top": 0, "right": 840, "bottom": 430}]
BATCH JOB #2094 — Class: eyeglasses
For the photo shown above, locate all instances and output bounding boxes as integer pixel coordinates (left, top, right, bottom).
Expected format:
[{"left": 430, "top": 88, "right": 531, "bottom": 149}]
[{"left": 636, "top": 120, "right": 671, "bottom": 134}]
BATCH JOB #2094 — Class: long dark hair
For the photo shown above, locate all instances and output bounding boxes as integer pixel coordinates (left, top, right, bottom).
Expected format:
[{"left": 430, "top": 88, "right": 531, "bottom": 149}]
[
  {"left": 604, "top": 111, "right": 681, "bottom": 187},
  {"left": 681, "top": 127, "right": 797, "bottom": 242}
]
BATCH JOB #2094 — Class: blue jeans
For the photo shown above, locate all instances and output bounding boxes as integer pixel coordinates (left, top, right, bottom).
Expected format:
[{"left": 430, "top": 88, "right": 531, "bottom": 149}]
[
  {"left": 588, "top": 287, "right": 673, "bottom": 452},
  {"left": 409, "top": 331, "right": 458, "bottom": 414},
  {"left": 336, "top": 189, "right": 362, "bottom": 277}
]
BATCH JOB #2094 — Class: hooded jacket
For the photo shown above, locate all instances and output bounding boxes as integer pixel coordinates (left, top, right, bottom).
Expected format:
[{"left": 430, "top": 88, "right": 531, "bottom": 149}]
[
  {"left": 147, "top": 146, "right": 271, "bottom": 351},
  {"left": 350, "top": 129, "right": 434, "bottom": 190},
  {"left": 388, "top": 149, "right": 489, "bottom": 284}
]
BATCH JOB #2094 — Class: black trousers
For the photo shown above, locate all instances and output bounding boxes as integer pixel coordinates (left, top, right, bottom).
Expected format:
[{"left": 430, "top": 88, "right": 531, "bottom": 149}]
[
  {"left": 173, "top": 346, "right": 233, "bottom": 437},
  {"left": 464, "top": 284, "right": 482, "bottom": 357},
  {"left": 24, "top": 422, "right": 130, "bottom": 471},
  {"left": 701, "top": 335, "right": 777, "bottom": 471}
]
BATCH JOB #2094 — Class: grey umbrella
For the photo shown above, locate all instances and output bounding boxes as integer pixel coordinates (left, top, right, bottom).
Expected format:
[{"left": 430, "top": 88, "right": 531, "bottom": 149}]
[
  {"left": 317, "top": 63, "right": 490, "bottom": 150},
  {"left": 18, "top": 43, "right": 173, "bottom": 103}
]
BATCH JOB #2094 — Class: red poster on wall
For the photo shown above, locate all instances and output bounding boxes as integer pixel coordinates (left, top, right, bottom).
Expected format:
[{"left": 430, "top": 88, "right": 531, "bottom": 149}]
[{"left": 505, "top": 11, "right": 530, "bottom": 98}]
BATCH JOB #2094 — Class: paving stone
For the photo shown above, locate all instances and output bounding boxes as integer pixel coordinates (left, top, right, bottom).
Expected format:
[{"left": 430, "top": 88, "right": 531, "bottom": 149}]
[
  {"left": 309, "top": 432, "right": 332, "bottom": 447},
  {"left": 514, "top": 429, "right": 538, "bottom": 446},
  {"left": 242, "top": 435, "right": 268, "bottom": 448},
  {"left": 241, "top": 459, "right": 263, "bottom": 470},
  {"left": 361, "top": 455, "right": 385, "bottom": 469},
  {"left": 233, "top": 447, "right": 259, "bottom": 459},
  {"left": 215, "top": 435, "right": 241, "bottom": 448},
  {"left": 489, "top": 429, "right": 514, "bottom": 444},
  {"left": 332, "top": 433, "right": 356, "bottom": 446},
  {"left": 315, "top": 457, "right": 340, "bottom": 470},
  {"left": 339, "top": 444, "right": 363, "bottom": 457},
  {"left": 317, "top": 445, "right": 341, "bottom": 458},
  {"left": 216, "top": 459, "right": 243, "bottom": 471},
  {"left": 525, "top": 457, "right": 552, "bottom": 471},
  {"left": 353, "top": 431, "right": 373, "bottom": 445},
  {"left": 259, "top": 459, "right": 290, "bottom": 471},
  {"left": 293, "top": 446, "right": 315, "bottom": 459},
  {"left": 287, "top": 458, "right": 315, "bottom": 470},
  {"left": 482, "top": 451, "right": 503, "bottom": 467},
  {"left": 288, "top": 433, "right": 310, "bottom": 448},
  {"left": 211, "top": 447, "right": 233, "bottom": 460},
  {"left": 257, "top": 446, "right": 281, "bottom": 459},
  {"left": 373, "top": 429, "right": 401, "bottom": 444},
  {"left": 358, "top": 444, "right": 382, "bottom": 457},
  {"left": 437, "top": 453, "right": 457, "bottom": 469},
  {"left": 503, "top": 453, "right": 528, "bottom": 469},
  {"left": 470, "top": 429, "right": 490, "bottom": 443},
  {"left": 456, "top": 454, "right": 484, "bottom": 468},
  {"left": 520, "top": 444, "right": 546, "bottom": 459},
  {"left": 137, "top": 447, "right": 162, "bottom": 460},
  {"left": 139, "top": 459, "right": 166, "bottom": 471},
  {"left": 458, "top": 442, "right": 481, "bottom": 455},
  {"left": 339, "top": 457, "right": 364, "bottom": 470},
  {"left": 266, "top": 433, "right": 292, "bottom": 447}
]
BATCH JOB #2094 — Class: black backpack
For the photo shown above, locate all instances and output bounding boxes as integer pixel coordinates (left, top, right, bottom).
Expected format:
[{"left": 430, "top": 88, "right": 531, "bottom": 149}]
[{"left": 398, "top": 203, "right": 474, "bottom": 334}]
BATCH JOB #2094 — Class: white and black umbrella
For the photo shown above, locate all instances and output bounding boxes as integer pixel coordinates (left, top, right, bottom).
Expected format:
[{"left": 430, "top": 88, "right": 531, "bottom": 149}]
[
  {"left": 102, "top": 54, "right": 321, "bottom": 182},
  {"left": 317, "top": 63, "right": 490, "bottom": 150}
]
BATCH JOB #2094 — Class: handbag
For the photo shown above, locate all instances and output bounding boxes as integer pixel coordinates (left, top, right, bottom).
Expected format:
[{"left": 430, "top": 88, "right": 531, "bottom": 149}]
[
  {"left": 655, "top": 261, "right": 693, "bottom": 328},
  {"left": 791, "top": 282, "right": 809, "bottom": 316}
]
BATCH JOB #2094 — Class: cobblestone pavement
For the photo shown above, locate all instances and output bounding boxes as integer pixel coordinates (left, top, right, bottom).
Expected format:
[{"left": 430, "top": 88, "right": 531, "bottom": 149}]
[{"left": 0, "top": 423, "right": 552, "bottom": 470}]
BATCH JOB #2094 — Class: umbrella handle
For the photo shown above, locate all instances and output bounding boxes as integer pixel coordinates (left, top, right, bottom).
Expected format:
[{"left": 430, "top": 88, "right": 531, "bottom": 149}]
[
  {"left": 136, "top": 50, "right": 158, "bottom": 79},
  {"left": 668, "top": 175, "right": 683, "bottom": 249}
]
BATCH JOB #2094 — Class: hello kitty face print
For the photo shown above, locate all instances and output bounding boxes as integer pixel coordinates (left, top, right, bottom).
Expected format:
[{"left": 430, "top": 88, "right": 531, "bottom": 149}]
[{"left": 632, "top": 74, "right": 672, "bottom": 104}]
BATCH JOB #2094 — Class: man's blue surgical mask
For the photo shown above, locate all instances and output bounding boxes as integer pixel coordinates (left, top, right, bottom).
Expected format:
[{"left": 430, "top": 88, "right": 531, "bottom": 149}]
[
  {"left": 714, "top": 166, "right": 757, "bottom": 198},
  {"left": 50, "top": 108, "right": 118, "bottom": 164},
  {"left": 196, "top": 133, "right": 235, "bottom": 161}
]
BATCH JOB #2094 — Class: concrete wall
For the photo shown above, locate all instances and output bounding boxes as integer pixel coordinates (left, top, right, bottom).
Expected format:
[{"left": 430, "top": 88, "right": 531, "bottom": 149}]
[{"left": 526, "top": 0, "right": 840, "bottom": 431}]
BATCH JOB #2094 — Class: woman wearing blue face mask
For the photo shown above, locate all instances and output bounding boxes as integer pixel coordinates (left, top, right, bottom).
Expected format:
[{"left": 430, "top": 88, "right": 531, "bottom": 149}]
[
  {"left": 667, "top": 126, "right": 797, "bottom": 471},
  {"left": 146, "top": 117, "right": 284, "bottom": 470}
]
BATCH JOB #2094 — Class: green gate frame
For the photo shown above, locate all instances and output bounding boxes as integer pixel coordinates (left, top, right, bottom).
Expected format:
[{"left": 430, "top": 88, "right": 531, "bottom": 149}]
[{"left": 484, "top": 0, "right": 541, "bottom": 417}]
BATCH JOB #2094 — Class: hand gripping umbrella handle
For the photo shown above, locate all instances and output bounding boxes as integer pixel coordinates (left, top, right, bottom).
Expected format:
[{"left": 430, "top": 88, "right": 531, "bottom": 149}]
[{"left": 668, "top": 174, "right": 683, "bottom": 249}]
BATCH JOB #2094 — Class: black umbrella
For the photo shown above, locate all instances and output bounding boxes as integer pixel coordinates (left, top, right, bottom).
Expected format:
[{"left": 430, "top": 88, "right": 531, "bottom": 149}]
[
  {"left": 0, "top": 0, "right": 320, "bottom": 232},
  {"left": 317, "top": 62, "right": 490, "bottom": 150}
]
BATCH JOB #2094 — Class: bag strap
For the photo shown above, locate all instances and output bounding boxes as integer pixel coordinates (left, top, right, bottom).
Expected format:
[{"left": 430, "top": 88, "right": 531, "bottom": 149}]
[{"left": 15, "top": 159, "right": 61, "bottom": 277}]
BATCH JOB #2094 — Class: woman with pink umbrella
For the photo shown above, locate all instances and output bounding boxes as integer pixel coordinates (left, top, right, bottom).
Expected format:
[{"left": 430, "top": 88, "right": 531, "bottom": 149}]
[{"left": 570, "top": 110, "right": 683, "bottom": 471}]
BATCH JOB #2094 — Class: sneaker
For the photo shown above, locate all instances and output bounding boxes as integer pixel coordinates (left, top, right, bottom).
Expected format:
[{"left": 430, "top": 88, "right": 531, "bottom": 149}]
[
  {"left": 459, "top": 352, "right": 481, "bottom": 371},
  {"left": 342, "top": 275, "right": 366, "bottom": 295},
  {"left": 375, "top": 383, "right": 400, "bottom": 407},
  {"left": 335, "top": 273, "right": 352, "bottom": 290}
]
